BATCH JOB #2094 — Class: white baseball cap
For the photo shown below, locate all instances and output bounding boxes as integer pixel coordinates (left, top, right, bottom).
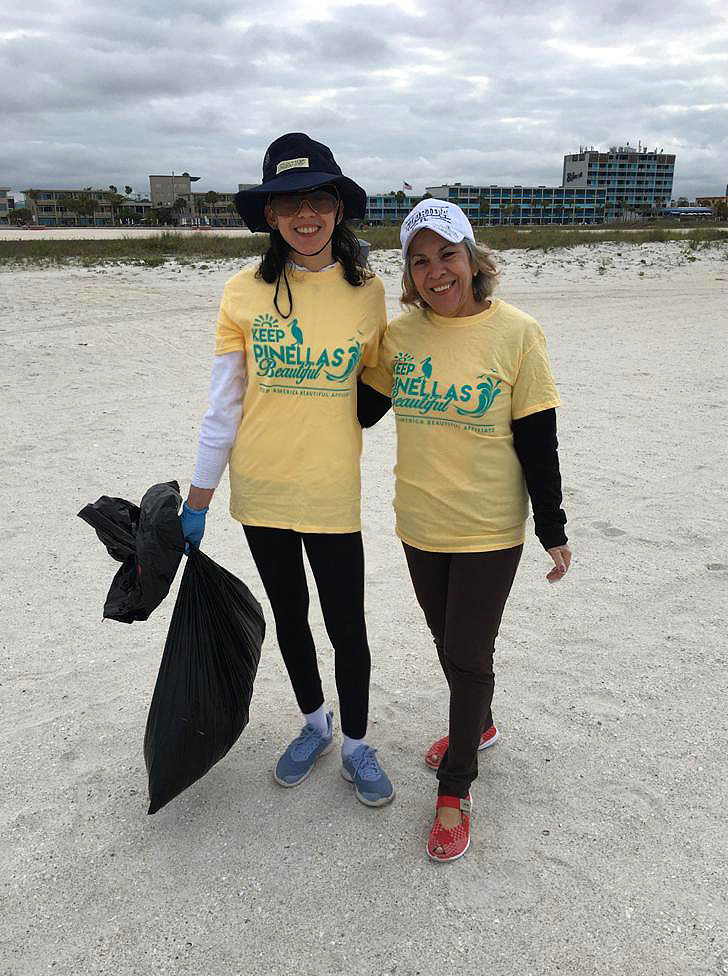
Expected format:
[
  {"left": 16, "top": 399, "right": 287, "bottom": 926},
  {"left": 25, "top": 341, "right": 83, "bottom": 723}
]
[{"left": 400, "top": 199, "right": 475, "bottom": 257}]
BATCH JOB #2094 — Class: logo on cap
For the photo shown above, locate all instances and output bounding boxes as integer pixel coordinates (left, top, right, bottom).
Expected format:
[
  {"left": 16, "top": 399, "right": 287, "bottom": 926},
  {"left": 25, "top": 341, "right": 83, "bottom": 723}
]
[
  {"left": 403, "top": 207, "right": 452, "bottom": 232},
  {"left": 276, "top": 157, "right": 310, "bottom": 175}
]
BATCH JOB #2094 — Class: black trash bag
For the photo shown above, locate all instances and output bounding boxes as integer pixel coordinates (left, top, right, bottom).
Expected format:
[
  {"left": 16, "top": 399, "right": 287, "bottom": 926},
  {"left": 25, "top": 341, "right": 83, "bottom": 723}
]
[
  {"left": 78, "top": 481, "right": 184, "bottom": 623},
  {"left": 144, "top": 546, "right": 265, "bottom": 815}
]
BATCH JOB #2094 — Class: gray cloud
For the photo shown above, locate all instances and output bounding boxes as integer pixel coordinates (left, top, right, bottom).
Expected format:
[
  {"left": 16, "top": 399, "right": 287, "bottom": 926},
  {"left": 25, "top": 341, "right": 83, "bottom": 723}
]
[{"left": 1, "top": 0, "right": 726, "bottom": 199}]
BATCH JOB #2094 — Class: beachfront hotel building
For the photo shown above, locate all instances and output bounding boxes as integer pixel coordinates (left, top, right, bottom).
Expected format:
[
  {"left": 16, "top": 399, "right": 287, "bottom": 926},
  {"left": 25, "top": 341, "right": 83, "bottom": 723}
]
[
  {"left": 149, "top": 174, "right": 242, "bottom": 225},
  {"left": 17, "top": 188, "right": 154, "bottom": 226},
  {"left": 695, "top": 186, "right": 728, "bottom": 210},
  {"left": 0, "top": 187, "right": 11, "bottom": 224},
  {"left": 364, "top": 186, "right": 606, "bottom": 226},
  {"left": 366, "top": 143, "right": 676, "bottom": 226},
  {"left": 149, "top": 173, "right": 201, "bottom": 206},
  {"left": 185, "top": 191, "right": 239, "bottom": 225},
  {"left": 422, "top": 184, "right": 607, "bottom": 225},
  {"left": 22, "top": 188, "right": 113, "bottom": 225},
  {"left": 562, "top": 144, "right": 675, "bottom": 218},
  {"left": 365, "top": 193, "right": 421, "bottom": 224}
]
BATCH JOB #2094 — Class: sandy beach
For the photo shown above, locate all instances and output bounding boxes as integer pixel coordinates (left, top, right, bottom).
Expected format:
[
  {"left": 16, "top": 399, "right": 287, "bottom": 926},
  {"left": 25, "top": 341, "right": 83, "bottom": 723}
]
[{"left": 2, "top": 240, "right": 727, "bottom": 975}]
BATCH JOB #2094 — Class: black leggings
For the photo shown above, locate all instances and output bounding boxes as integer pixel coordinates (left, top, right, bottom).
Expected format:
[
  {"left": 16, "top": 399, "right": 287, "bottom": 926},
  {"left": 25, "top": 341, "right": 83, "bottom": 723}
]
[
  {"left": 403, "top": 542, "right": 523, "bottom": 798},
  {"left": 243, "top": 525, "right": 370, "bottom": 739}
]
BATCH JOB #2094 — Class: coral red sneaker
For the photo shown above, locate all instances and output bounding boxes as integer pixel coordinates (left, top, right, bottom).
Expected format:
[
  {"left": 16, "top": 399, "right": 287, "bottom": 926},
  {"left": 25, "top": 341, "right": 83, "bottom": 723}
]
[
  {"left": 427, "top": 793, "right": 472, "bottom": 862},
  {"left": 424, "top": 725, "right": 499, "bottom": 770}
]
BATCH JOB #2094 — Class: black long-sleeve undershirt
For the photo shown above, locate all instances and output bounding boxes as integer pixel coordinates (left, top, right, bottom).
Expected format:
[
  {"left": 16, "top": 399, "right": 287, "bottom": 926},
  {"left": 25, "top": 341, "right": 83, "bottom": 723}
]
[
  {"left": 356, "top": 379, "right": 568, "bottom": 551},
  {"left": 511, "top": 407, "right": 567, "bottom": 550},
  {"left": 357, "top": 378, "right": 393, "bottom": 428}
]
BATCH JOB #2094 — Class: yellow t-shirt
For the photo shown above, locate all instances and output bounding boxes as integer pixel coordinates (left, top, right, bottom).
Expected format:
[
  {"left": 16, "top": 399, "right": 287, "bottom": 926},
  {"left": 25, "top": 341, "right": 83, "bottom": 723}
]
[
  {"left": 362, "top": 299, "right": 560, "bottom": 552},
  {"left": 215, "top": 264, "right": 387, "bottom": 532}
]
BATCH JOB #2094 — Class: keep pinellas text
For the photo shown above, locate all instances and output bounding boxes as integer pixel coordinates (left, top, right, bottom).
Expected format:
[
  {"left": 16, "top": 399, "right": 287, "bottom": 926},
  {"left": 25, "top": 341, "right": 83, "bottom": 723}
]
[
  {"left": 252, "top": 326, "right": 354, "bottom": 384},
  {"left": 393, "top": 375, "right": 473, "bottom": 414}
]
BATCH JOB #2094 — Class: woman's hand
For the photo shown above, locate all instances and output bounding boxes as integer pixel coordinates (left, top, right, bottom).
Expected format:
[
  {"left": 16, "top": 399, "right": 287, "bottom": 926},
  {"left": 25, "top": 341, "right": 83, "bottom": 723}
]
[
  {"left": 181, "top": 486, "right": 215, "bottom": 552},
  {"left": 546, "top": 545, "right": 571, "bottom": 583},
  {"left": 180, "top": 501, "right": 208, "bottom": 551}
]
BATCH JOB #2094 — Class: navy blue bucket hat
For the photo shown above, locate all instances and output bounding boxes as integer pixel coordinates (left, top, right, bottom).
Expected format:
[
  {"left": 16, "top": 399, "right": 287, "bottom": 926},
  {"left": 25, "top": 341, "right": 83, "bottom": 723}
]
[{"left": 233, "top": 132, "right": 367, "bottom": 232}]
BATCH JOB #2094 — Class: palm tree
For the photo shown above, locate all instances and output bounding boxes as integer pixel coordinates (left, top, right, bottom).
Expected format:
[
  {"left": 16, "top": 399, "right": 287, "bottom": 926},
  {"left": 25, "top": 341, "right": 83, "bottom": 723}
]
[
  {"left": 194, "top": 195, "right": 206, "bottom": 225},
  {"left": 24, "top": 188, "right": 41, "bottom": 223},
  {"left": 8, "top": 207, "right": 33, "bottom": 225},
  {"left": 55, "top": 193, "right": 78, "bottom": 226},
  {"left": 105, "top": 186, "right": 126, "bottom": 225},
  {"left": 478, "top": 195, "right": 490, "bottom": 226},
  {"left": 204, "top": 191, "right": 220, "bottom": 225},
  {"left": 75, "top": 191, "right": 100, "bottom": 226},
  {"left": 150, "top": 206, "right": 172, "bottom": 226},
  {"left": 172, "top": 196, "right": 189, "bottom": 225}
]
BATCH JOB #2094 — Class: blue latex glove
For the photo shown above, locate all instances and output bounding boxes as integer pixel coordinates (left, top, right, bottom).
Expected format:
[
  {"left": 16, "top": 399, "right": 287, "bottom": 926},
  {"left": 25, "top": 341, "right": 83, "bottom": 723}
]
[{"left": 180, "top": 500, "right": 208, "bottom": 551}]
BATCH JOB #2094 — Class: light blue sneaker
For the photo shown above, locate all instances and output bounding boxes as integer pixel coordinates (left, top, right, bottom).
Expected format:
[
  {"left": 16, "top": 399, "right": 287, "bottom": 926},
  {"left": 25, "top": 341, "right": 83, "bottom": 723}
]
[
  {"left": 274, "top": 711, "right": 334, "bottom": 787},
  {"left": 341, "top": 745, "right": 395, "bottom": 807}
]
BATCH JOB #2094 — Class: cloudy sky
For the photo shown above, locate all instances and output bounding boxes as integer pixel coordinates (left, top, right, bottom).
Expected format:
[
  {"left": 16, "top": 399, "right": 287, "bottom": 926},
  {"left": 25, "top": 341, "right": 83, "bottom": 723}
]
[{"left": 2, "top": 0, "right": 727, "bottom": 200}]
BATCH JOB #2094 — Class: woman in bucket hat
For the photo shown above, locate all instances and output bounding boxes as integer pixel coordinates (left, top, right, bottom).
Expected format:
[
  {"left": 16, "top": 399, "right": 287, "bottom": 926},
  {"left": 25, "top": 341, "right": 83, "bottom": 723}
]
[
  {"left": 181, "top": 133, "right": 394, "bottom": 807},
  {"left": 359, "top": 199, "right": 571, "bottom": 858}
]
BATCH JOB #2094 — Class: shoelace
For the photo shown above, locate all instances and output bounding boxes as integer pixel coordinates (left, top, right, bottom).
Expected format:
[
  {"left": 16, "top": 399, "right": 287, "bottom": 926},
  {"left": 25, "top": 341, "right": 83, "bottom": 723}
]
[
  {"left": 291, "top": 724, "right": 325, "bottom": 760},
  {"left": 350, "top": 746, "right": 381, "bottom": 781}
]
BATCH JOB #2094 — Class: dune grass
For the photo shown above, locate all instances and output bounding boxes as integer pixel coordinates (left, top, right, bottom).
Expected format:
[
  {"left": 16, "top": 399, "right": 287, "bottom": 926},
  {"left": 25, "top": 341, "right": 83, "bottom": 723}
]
[
  {"left": 1, "top": 225, "right": 726, "bottom": 267},
  {"left": 369, "top": 224, "right": 728, "bottom": 252},
  {"left": 0, "top": 232, "right": 271, "bottom": 267}
]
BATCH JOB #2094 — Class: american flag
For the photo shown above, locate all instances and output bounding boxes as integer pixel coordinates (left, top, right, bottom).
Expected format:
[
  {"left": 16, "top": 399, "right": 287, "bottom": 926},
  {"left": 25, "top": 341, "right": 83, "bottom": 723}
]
[{"left": 403, "top": 181, "right": 413, "bottom": 192}]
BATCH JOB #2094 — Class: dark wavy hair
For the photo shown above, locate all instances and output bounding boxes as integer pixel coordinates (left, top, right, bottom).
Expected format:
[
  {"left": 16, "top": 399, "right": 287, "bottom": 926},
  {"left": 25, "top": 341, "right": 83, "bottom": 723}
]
[{"left": 256, "top": 220, "right": 372, "bottom": 318}]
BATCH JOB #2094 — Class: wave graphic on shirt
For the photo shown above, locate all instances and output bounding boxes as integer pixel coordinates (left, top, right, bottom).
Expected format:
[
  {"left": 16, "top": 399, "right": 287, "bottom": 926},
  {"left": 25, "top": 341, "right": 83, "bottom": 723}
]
[
  {"left": 455, "top": 375, "right": 502, "bottom": 417},
  {"left": 324, "top": 334, "right": 364, "bottom": 383}
]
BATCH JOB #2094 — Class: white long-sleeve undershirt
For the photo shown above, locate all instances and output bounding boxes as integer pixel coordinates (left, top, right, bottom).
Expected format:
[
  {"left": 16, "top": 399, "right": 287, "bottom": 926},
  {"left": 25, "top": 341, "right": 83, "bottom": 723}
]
[{"left": 191, "top": 351, "right": 247, "bottom": 489}]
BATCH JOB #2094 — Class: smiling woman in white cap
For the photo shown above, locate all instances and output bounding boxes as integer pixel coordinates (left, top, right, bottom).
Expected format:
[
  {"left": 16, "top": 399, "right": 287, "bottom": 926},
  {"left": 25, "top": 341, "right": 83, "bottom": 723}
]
[
  {"left": 180, "top": 133, "right": 395, "bottom": 809},
  {"left": 359, "top": 198, "right": 572, "bottom": 861}
]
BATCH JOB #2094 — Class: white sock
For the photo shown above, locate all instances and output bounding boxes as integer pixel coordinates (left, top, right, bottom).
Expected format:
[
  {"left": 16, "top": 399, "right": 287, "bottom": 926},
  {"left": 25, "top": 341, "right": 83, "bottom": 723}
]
[
  {"left": 342, "top": 735, "right": 365, "bottom": 758},
  {"left": 303, "top": 704, "right": 328, "bottom": 737}
]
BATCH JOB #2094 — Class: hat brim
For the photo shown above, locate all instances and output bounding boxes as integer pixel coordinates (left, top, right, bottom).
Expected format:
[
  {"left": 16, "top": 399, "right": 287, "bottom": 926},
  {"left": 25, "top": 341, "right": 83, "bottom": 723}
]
[{"left": 234, "top": 172, "right": 367, "bottom": 232}]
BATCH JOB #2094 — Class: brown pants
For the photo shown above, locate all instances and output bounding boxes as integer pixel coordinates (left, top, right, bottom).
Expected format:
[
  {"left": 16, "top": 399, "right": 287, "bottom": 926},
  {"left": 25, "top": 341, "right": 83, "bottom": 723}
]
[{"left": 403, "top": 542, "right": 523, "bottom": 798}]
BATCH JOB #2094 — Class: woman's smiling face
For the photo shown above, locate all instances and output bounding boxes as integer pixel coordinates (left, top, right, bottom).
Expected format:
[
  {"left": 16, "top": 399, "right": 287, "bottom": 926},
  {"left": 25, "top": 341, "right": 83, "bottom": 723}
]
[
  {"left": 265, "top": 189, "right": 341, "bottom": 260},
  {"left": 408, "top": 228, "right": 481, "bottom": 317}
]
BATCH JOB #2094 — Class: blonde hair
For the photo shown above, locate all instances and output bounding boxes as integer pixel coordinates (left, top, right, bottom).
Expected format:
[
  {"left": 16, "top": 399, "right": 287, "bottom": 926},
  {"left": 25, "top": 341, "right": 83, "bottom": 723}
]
[{"left": 400, "top": 238, "right": 499, "bottom": 308}]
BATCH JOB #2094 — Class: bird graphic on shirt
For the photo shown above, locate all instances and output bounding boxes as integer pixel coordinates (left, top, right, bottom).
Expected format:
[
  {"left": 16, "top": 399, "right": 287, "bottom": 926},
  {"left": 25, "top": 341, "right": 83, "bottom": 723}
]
[
  {"left": 421, "top": 356, "right": 433, "bottom": 379},
  {"left": 290, "top": 318, "right": 303, "bottom": 345}
]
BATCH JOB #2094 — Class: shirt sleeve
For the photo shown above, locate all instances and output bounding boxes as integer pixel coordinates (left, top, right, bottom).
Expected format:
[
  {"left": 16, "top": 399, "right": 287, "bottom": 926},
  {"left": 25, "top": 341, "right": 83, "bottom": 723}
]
[
  {"left": 214, "top": 298, "right": 246, "bottom": 356},
  {"left": 357, "top": 379, "right": 392, "bottom": 428},
  {"left": 511, "top": 408, "right": 568, "bottom": 550},
  {"left": 191, "top": 351, "right": 247, "bottom": 489},
  {"left": 361, "top": 277, "right": 388, "bottom": 368},
  {"left": 361, "top": 326, "right": 394, "bottom": 396},
  {"left": 511, "top": 331, "right": 561, "bottom": 420}
]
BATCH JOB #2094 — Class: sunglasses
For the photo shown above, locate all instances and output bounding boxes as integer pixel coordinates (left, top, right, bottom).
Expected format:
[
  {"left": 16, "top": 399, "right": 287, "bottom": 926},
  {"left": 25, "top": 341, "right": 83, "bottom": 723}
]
[{"left": 269, "top": 188, "right": 340, "bottom": 217}]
